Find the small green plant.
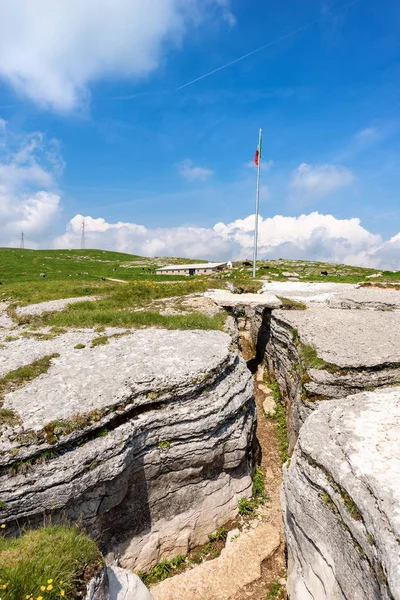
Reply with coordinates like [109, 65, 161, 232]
[208, 527, 228, 543]
[264, 376, 289, 463]
[291, 328, 299, 344]
[142, 555, 186, 585]
[252, 466, 270, 503]
[267, 581, 283, 597]
[238, 497, 255, 516]
[158, 440, 171, 449]
[74, 343, 85, 349]
[91, 335, 109, 347]
[277, 296, 307, 310]
[341, 490, 362, 520]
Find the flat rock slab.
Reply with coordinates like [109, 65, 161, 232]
[205, 290, 281, 308]
[3, 329, 232, 431]
[151, 522, 280, 600]
[0, 328, 123, 378]
[262, 281, 400, 309]
[275, 307, 400, 367]
[283, 386, 400, 599]
[15, 295, 98, 316]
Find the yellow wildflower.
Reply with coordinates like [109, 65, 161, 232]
[59, 581, 63, 585]
[60, 591, 65, 597]
[40, 586, 46, 591]
[37, 596, 43, 600]
[0, 524, 5, 529]
[47, 584, 53, 591]
[47, 579, 54, 584]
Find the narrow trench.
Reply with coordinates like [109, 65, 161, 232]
[232, 316, 287, 600]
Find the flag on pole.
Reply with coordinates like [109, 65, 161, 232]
[254, 132, 263, 166]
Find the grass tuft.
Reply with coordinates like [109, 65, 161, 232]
[0, 524, 103, 599]
[238, 497, 255, 516]
[277, 296, 307, 310]
[264, 377, 289, 463]
[91, 335, 109, 347]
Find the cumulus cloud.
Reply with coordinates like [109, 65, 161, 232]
[178, 159, 214, 182]
[0, 0, 233, 111]
[52, 210, 400, 270]
[0, 121, 62, 246]
[290, 162, 354, 199]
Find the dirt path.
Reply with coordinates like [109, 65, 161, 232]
[233, 336, 287, 600]
[151, 333, 287, 600]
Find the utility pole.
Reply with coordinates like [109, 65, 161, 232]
[20, 231, 24, 250]
[81, 220, 86, 251]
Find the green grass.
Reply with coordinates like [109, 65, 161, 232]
[267, 581, 283, 598]
[299, 343, 344, 374]
[91, 335, 109, 347]
[252, 466, 270, 503]
[140, 555, 186, 586]
[6, 274, 226, 330]
[238, 497, 255, 516]
[0, 524, 103, 600]
[0, 354, 59, 427]
[277, 296, 307, 310]
[264, 377, 289, 463]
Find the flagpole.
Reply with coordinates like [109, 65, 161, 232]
[252, 127, 262, 278]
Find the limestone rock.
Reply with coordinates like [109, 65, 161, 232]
[282, 387, 400, 600]
[85, 567, 155, 600]
[249, 306, 400, 448]
[0, 329, 255, 572]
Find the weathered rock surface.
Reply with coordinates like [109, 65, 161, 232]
[15, 295, 98, 317]
[0, 329, 255, 572]
[262, 281, 400, 310]
[282, 387, 400, 599]
[86, 566, 155, 600]
[244, 305, 400, 449]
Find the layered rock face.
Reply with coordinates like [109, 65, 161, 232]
[0, 329, 255, 572]
[247, 305, 400, 450]
[282, 387, 400, 600]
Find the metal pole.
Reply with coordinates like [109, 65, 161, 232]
[252, 127, 262, 278]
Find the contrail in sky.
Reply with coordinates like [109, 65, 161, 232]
[175, 0, 360, 92]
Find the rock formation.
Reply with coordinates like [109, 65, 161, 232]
[282, 387, 400, 600]
[0, 329, 255, 572]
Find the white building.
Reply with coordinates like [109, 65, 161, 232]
[156, 262, 227, 276]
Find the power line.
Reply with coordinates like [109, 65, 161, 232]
[20, 231, 24, 250]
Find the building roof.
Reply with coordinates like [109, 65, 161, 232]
[156, 262, 227, 271]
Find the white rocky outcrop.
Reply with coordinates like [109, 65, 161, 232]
[282, 387, 400, 599]
[242, 304, 400, 450]
[0, 329, 255, 572]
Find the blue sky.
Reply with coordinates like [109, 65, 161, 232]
[0, 0, 400, 267]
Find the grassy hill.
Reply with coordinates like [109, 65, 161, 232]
[0, 248, 398, 330]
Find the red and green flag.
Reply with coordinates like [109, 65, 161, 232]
[254, 131, 263, 166]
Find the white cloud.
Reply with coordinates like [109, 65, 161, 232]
[290, 162, 354, 199]
[178, 159, 214, 182]
[0, 121, 62, 246]
[53, 210, 400, 270]
[0, 0, 234, 111]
